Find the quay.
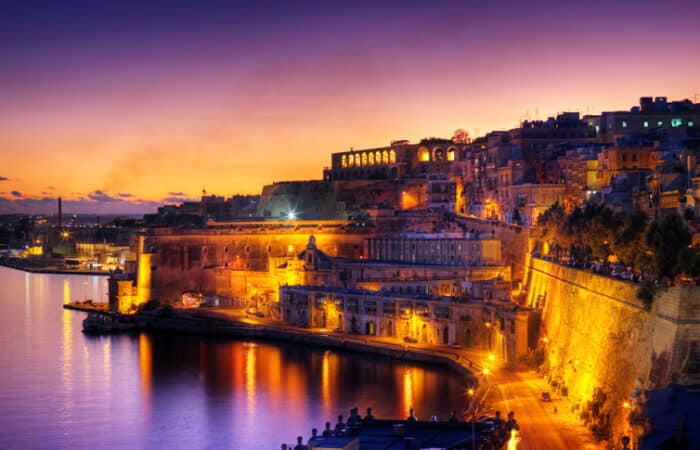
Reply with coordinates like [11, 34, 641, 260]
[0, 260, 110, 276]
[65, 305, 601, 449]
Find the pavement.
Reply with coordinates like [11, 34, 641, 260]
[197, 307, 603, 450]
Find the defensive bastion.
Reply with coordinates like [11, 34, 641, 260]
[525, 257, 699, 439]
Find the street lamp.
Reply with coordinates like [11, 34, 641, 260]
[468, 388, 475, 450]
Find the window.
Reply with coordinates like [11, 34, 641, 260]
[671, 118, 683, 127]
[643, 121, 649, 128]
[622, 120, 627, 128]
[689, 121, 695, 127]
[341, 155, 347, 168]
[657, 121, 663, 127]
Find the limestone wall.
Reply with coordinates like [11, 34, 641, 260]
[525, 258, 700, 439]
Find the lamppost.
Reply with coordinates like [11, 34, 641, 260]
[468, 388, 475, 450]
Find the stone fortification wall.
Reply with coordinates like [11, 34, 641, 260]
[525, 257, 700, 439]
[142, 225, 370, 303]
[455, 217, 528, 282]
[257, 181, 345, 220]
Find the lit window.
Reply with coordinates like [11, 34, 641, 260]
[689, 121, 695, 127]
[622, 120, 627, 128]
[341, 155, 347, 168]
[657, 121, 663, 127]
[671, 118, 682, 127]
[643, 121, 649, 128]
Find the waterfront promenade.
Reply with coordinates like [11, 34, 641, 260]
[135, 307, 601, 450]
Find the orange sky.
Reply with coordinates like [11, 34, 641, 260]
[1, 1, 699, 213]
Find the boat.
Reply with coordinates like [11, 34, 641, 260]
[82, 312, 137, 334]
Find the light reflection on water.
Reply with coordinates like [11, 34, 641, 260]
[0, 267, 467, 449]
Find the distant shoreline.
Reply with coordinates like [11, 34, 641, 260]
[0, 261, 110, 276]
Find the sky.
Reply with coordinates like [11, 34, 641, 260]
[1, 0, 699, 214]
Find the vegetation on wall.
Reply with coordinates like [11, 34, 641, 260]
[534, 202, 700, 281]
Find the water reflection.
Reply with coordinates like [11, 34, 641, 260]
[139, 333, 153, 410]
[245, 343, 257, 414]
[1, 267, 469, 449]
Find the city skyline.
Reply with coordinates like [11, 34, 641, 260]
[2, 0, 700, 214]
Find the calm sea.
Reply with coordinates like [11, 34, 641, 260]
[0, 266, 468, 449]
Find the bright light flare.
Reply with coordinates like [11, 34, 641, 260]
[507, 428, 520, 450]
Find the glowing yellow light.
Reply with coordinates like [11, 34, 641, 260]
[507, 428, 520, 450]
[482, 367, 490, 376]
[542, 337, 549, 343]
[623, 401, 631, 409]
[485, 321, 491, 328]
[61, 231, 69, 238]
[468, 388, 474, 396]
[488, 353, 495, 362]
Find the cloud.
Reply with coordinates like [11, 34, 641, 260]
[118, 192, 134, 198]
[0, 176, 9, 181]
[163, 196, 197, 203]
[168, 191, 186, 196]
[47, 186, 55, 190]
[88, 190, 119, 202]
[11, 190, 22, 197]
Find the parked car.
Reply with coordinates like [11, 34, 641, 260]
[246, 308, 264, 318]
[403, 336, 418, 343]
[541, 392, 552, 402]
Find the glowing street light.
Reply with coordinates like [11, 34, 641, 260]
[488, 353, 496, 363]
[286, 211, 297, 221]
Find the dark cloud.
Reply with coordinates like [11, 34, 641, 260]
[88, 190, 119, 202]
[168, 191, 186, 196]
[47, 186, 55, 190]
[11, 190, 22, 197]
[0, 176, 9, 181]
[163, 196, 198, 203]
[118, 192, 133, 198]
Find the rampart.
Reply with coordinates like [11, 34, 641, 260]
[525, 257, 700, 438]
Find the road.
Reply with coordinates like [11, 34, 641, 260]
[197, 307, 602, 450]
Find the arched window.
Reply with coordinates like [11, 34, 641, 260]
[368, 152, 375, 165]
[341, 155, 347, 168]
[348, 154, 354, 166]
[361, 152, 368, 166]
[354, 154, 361, 167]
[382, 150, 389, 164]
[389, 149, 396, 164]
[447, 147, 456, 161]
[375, 151, 382, 164]
[418, 147, 430, 162]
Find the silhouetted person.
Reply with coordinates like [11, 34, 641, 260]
[308, 428, 318, 444]
[334, 415, 344, 433]
[449, 410, 459, 423]
[294, 435, 307, 450]
[348, 407, 360, 426]
[322, 421, 333, 436]
[505, 411, 519, 432]
[407, 408, 417, 423]
[281, 445, 287, 450]
[363, 407, 375, 423]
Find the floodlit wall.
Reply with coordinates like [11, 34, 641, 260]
[525, 258, 699, 439]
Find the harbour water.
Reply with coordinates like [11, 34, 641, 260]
[0, 266, 468, 449]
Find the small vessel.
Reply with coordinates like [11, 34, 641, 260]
[82, 312, 137, 334]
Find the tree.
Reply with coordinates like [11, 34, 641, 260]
[645, 213, 691, 278]
[452, 128, 471, 144]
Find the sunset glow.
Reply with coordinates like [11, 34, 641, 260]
[2, 0, 700, 214]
